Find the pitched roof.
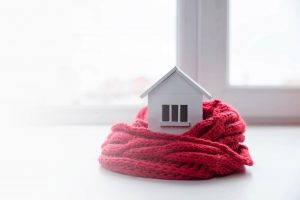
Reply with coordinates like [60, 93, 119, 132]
[140, 66, 212, 99]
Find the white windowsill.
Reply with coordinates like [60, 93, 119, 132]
[160, 121, 190, 127]
[1, 125, 300, 200]
[27, 104, 300, 126]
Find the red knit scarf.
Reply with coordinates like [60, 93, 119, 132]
[99, 100, 253, 180]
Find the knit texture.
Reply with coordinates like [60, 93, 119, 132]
[99, 100, 253, 180]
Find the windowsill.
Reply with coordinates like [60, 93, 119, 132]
[160, 121, 190, 127]
[1, 125, 300, 200]
[29, 104, 300, 126]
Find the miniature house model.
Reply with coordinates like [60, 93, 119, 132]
[140, 66, 212, 134]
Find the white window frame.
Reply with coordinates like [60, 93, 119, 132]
[161, 104, 188, 122]
[160, 104, 190, 127]
[177, 0, 300, 124]
[37, 0, 300, 125]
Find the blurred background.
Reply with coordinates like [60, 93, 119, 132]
[0, 0, 176, 125]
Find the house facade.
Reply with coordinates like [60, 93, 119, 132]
[140, 67, 212, 134]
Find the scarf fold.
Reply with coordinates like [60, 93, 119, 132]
[99, 100, 253, 180]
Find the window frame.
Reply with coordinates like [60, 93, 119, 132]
[160, 104, 190, 127]
[36, 0, 300, 125]
[177, 0, 300, 124]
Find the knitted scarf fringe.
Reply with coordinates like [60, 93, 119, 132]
[99, 100, 253, 180]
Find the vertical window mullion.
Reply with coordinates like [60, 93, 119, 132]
[169, 105, 171, 122]
[178, 104, 181, 123]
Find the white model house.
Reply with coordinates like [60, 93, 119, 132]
[140, 66, 212, 134]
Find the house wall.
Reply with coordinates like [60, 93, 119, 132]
[147, 73, 204, 134]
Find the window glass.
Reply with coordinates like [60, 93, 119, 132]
[230, 0, 300, 86]
[171, 105, 178, 122]
[162, 105, 170, 122]
[180, 105, 187, 122]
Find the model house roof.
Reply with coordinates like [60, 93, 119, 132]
[140, 66, 212, 99]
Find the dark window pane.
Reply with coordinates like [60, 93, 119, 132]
[172, 105, 178, 122]
[180, 105, 188, 122]
[162, 105, 169, 121]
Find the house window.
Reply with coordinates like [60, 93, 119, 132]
[162, 104, 188, 123]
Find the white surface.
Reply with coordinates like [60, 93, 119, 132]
[0, 125, 300, 200]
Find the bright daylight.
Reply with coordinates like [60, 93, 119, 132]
[0, 1, 299, 200]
